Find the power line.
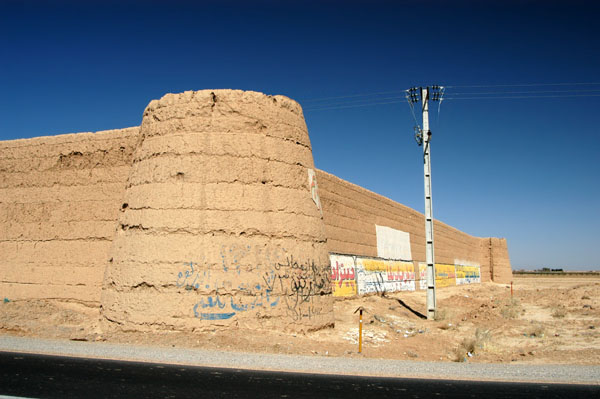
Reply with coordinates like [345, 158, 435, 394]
[303, 95, 405, 108]
[444, 94, 600, 100]
[448, 88, 600, 96]
[304, 99, 406, 111]
[445, 82, 600, 88]
[300, 90, 405, 103]
[300, 83, 600, 111]
[299, 83, 600, 104]
[303, 93, 600, 111]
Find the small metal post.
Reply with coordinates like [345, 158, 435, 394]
[354, 306, 364, 353]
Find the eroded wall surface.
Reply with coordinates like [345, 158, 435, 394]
[101, 90, 333, 333]
[316, 170, 512, 283]
[0, 128, 139, 305]
[483, 237, 512, 284]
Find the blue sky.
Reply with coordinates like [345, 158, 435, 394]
[1, 0, 598, 270]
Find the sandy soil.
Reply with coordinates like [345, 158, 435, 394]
[1, 276, 599, 365]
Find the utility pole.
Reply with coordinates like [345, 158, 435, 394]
[421, 87, 436, 320]
[406, 86, 444, 320]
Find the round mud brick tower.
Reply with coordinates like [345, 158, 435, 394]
[101, 90, 333, 332]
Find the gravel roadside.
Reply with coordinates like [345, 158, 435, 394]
[1, 335, 598, 385]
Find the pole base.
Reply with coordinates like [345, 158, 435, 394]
[427, 310, 436, 320]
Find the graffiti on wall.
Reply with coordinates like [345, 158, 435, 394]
[175, 245, 283, 321]
[330, 254, 357, 297]
[272, 254, 331, 322]
[375, 225, 412, 260]
[175, 244, 331, 322]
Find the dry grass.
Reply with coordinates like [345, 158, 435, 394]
[475, 328, 492, 343]
[450, 346, 468, 362]
[434, 309, 448, 321]
[526, 324, 545, 338]
[461, 337, 477, 353]
[449, 329, 491, 362]
[551, 307, 567, 318]
[437, 322, 457, 331]
[501, 298, 521, 319]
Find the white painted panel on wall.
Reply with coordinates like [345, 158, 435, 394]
[375, 225, 412, 260]
[307, 168, 322, 215]
[454, 259, 479, 267]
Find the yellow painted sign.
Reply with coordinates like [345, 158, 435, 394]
[435, 263, 456, 287]
[418, 263, 457, 288]
[330, 255, 357, 297]
[455, 264, 481, 284]
[332, 256, 478, 296]
[356, 258, 416, 294]
[361, 259, 414, 280]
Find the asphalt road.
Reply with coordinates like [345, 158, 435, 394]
[3, 336, 599, 385]
[1, 351, 598, 399]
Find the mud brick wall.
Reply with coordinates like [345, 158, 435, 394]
[101, 90, 333, 333]
[480, 238, 512, 284]
[0, 128, 139, 305]
[316, 170, 512, 283]
[0, 88, 512, 334]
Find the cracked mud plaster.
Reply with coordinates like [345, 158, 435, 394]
[0, 128, 139, 305]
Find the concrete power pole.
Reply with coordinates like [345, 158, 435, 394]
[421, 87, 436, 320]
[406, 86, 444, 320]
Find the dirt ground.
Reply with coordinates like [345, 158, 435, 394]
[1, 275, 599, 365]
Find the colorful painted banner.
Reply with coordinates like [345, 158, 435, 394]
[355, 258, 416, 295]
[418, 262, 480, 288]
[330, 254, 357, 297]
[333, 256, 480, 297]
[418, 263, 428, 290]
[455, 264, 481, 285]
[435, 263, 457, 287]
